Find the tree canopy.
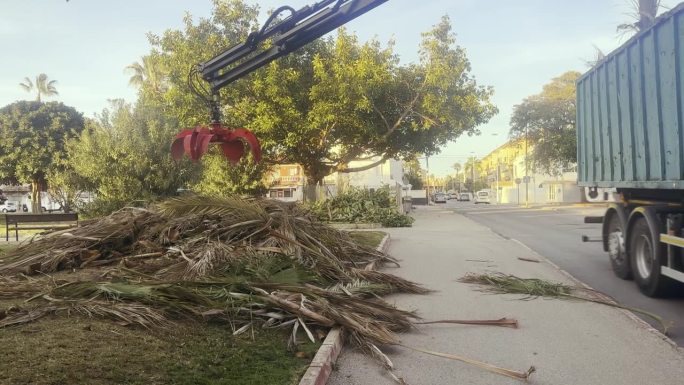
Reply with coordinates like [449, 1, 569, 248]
[403, 159, 424, 190]
[145, 0, 496, 199]
[66, 100, 196, 214]
[0, 100, 84, 211]
[509, 71, 580, 176]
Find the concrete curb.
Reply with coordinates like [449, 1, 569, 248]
[297, 328, 345, 385]
[297, 232, 390, 385]
[508, 236, 683, 353]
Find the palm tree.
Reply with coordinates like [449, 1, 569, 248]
[617, 0, 661, 34]
[125, 56, 167, 93]
[19, 73, 59, 102]
[453, 162, 462, 182]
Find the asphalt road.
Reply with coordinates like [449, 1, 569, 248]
[446, 200, 684, 346]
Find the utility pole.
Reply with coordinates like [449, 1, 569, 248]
[495, 160, 500, 204]
[524, 126, 529, 207]
[471, 157, 476, 191]
[426, 156, 430, 204]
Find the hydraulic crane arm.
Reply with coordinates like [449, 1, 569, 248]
[173, 0, 388, 163]
[199, 0, 388, 94]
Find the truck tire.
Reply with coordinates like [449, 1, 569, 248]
[628, 216, 677, 297]
[606, 212, 631, 279]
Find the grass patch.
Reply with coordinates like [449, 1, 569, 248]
[348, 231, 387, 249]
[0, 315, 319, 385]
[0, 244, 13, 256]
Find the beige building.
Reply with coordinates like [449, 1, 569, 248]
[265, 158, 407, 203]
[479, 139, 582, 204]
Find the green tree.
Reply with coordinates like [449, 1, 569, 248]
[403, 159, 424, 189]
[509, 71, 580, 176]
[0, 101, 85, 212]
[126, 55, 168, 94]
[463, 157, 480, 191]
[18, 73, 59, 102]
[66, 100, 196, 215]
[46, 167, 87, 213]
[230, 18, 496, 198]
[149, 2, 496, 201]
[452, 162, 461, 183]
[193, 151, 271, 196]
[148, 0, 260, 128]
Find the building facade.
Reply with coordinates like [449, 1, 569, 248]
[265, 158, 407, 203]
[479, 139, 582, 204]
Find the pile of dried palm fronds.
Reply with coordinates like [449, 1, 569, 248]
[0, 195, 426, 351]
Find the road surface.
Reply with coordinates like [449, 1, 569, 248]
[447, 200, 684, 346]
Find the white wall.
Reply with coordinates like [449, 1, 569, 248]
[345, 158, 405, 189]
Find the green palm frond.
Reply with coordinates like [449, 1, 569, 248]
[459, 273, 670, 333]
[156, 195, 269, 222]
[18, 77, 33, 92]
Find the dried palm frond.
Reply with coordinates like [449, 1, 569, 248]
[399, 344, 536, 381]
[0, 195, 440, 372]
[156, 195, 269, 223]
[460, 273, 670, 334]
[0, 301, 167, 329]
[415, 317, 518, 328]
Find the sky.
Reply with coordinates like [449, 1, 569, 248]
[1, 0, 680, 176]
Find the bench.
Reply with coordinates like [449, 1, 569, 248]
[4, 213, 79, 242]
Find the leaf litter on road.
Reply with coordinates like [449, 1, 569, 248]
[459, 273, 671, 334]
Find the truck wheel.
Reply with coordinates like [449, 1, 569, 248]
[607, 213, 631, 279]
[629, 217, 677, 297]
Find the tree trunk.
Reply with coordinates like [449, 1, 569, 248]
[31, 180, 41, 214]
[303, 173, 326, 202]
[303, 182, 318, 202]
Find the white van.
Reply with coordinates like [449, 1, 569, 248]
[0, 201, 17, 212]
[474, 190, 491, 204]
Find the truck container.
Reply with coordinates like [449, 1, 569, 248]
[578, 3, 684, 297]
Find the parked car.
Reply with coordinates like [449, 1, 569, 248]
[447, 192, 458, 200]
[433, 192, 447, 203]
[459, 193, 471, 201]
[474, 190, 491, 204]
[0, 201, 17, 212]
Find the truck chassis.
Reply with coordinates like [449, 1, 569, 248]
[587, 189, 684, 297]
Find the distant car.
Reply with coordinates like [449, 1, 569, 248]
[474, 190, 491, 204]
[0, 201, 17, 212]
[447, 192, 458, 200]
[459, 193, 471, 201]
[434, 193, 447, 203]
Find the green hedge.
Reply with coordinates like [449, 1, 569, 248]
[309, 187, 413, 227]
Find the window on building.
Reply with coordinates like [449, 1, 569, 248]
[284, 189, 293, 198]
[289, 168, 298, 175]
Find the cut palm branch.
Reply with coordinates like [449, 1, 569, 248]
[415, 317, 518, 328]
[400, 344, 536, 381]
[0, 195, 426, 348]
[459, 273, 670, 334]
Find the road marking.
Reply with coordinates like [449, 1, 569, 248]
[462, 209, 545, 215]
[517, 213, 590, 218]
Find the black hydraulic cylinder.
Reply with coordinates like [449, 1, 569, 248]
[199, 0, 388, 93]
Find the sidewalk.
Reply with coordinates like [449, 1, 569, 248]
[329, 208, 684, 385]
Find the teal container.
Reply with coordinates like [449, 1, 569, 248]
[577, 4, 684, 189]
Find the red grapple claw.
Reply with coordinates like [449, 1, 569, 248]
[171, 124, 261, 163]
